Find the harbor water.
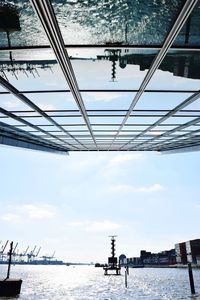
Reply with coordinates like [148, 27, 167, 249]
[0, 265, 200, 299]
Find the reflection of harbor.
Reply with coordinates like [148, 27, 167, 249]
[1, 49, 200, 82]
[97, 49, 200, 81]
[0, 59, 56, 80]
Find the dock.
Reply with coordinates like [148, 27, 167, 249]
[0, 279, 22, 296]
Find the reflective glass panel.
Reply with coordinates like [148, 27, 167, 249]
[148, 51, 200, 90]
[0, 1, 48, 48]
[82, 92, 136, 110]
[134, 92, 193, 110]
[69, 48, 158, 89]
[28, 92, 78, 110]
[52, 0, 184, 45]
[0, 93, 29, 110]
[173, 1, 200, 46]
[0, 49, 69, 91]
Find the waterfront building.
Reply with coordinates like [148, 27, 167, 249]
[186, 239, 200, 264]
[175, 242, 187, 264]
[175, 239, 200, 264]
[125, 249, 176, 267]
[119, 254, 127, 266]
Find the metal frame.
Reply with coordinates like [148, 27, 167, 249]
[0, 75, 87, 150]
[31, 0, 97, 149]
[1, 45, 200, 52]
[0, 0, 199, 153]
[0, 89, 197, 95]
[0, 121, 68, 154]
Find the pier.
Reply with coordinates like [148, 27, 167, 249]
[0, 242, 22, 297]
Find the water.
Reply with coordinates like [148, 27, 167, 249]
[0, 265, 200, 299]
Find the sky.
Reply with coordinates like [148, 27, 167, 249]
[0, 146, 200, 263]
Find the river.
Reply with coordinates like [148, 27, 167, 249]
[0, 265, 200, 299]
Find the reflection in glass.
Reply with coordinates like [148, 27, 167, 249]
[147, 51, 200, 90]
[52, 0, 184, 45]
[82, 92, 136, 110]
[174, 1, 200, 46]
[134, 93, 193, 110]
[28, 93, 77, 110]
[0, 49, 69, 90]
[69, 48, 157, 89]
[0, 0, 48, 48]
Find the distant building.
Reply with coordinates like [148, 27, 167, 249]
[175, 239, 200, 264]
[119, 254, 127, 266]
[175, 242, 187, 264]
[125, 249, 176, 266]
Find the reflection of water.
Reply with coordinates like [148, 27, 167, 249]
[0, 0, 189, 47]
[53, 0, 183, 45]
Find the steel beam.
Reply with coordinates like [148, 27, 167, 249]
[160, 144, 200, 154]
[0, 106, 76, 150]
[1, 44, 200, 52]
[0, 121, 68, 154]
[0, 89, 196, 95]
[31, 0, 97, 149]
[139, 116, 200, 151]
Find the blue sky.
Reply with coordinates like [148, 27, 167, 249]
[0, 146, 200, 263]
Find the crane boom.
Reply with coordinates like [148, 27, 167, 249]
[36, 247, 41, 257]
[31, 246, 37, 255]
[2, 240, 9, 253]
[24, 246, 29, 255]
[13, 242, 18, 253]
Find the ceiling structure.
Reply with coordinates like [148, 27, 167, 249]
[0, 0, 200, 154]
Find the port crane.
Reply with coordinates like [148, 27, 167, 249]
[0, 240, 9, 261]
[41, 251, 56, 261]
[32, 246, 41, 260]
[11, 242, 18, 261]
[27, 245, 36, 262]
[18, 246, 29, 262]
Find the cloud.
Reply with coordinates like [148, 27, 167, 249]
[85, 92, 121, 102]
[1, 213, 20, 223]
[1, 204, 56, 223]
[37, 103, 56, 110]
[3, 100, 20, 109]
[67, 220, 122, 232]
[109, 153, 144, 166]
[19, 204, 56, 219]
[110, 183, 164, 193]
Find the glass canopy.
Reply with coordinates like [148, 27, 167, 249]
[0, 0, 200, 154]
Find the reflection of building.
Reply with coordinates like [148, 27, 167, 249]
[97, 49, 200, 81]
